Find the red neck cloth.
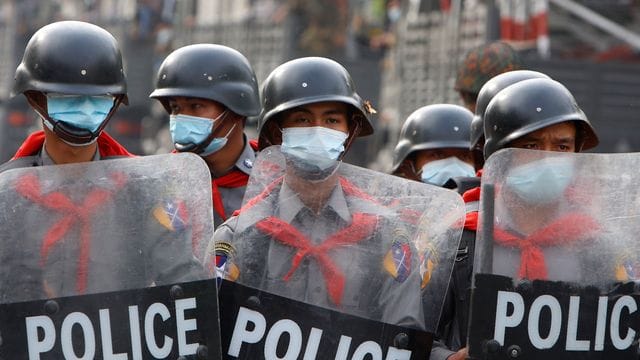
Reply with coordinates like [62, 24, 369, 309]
[13, 130, 132, 160]
[255, 213, 378, 305]
[493, 213, 599, 280]
[15, 172, 127, 294]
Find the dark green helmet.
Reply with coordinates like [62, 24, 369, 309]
[150, 44, 260, 117]
[392, 104, 473, 172]
[455, 41, 522, 96]
[483, 78, 599, 159]
[13, 21, 127, 101]
[257, 57, 374, 150]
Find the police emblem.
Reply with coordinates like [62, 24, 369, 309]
[384, 231, 412, 283]
[211, 242, 240, 285]
[614, 254, 640, 281]
[419, 245, 438, 289]
[153, 200, 188, 231]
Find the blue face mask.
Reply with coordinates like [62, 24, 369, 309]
[505, 157, 575, 205]
[281, 126, 348, 171]
[169, 112, 233, 156]
[47, 95, 114, 133]
[420, 157, 476, 187]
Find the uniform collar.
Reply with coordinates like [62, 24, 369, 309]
[233, 135, 256, 176]
[277, 179, 351, 223]
[40, 143, 100, 166]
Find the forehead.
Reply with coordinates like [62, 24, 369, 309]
[519, 121, 576, 140]
[289, 101, 349, 113]
[168, 96, 219, 105]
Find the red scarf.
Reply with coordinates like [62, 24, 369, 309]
[463, 186, 480, 231]
[12, 130, 133, 160]
[210, 139, 258, 221]
[255, 213, 378, 306]
[15, 172, 127, 294]
[233, 173, 381, 305]
[493, 213, 599, 280]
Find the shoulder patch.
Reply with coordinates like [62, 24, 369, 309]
[153, 200, 187, 232]
[384, 231, 412, 283]
[210, 242, 240, 284]
[419, 245, 438, 289]
[616, 255, 640, 281]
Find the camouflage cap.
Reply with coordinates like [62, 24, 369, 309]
[455, 41, 523, 95]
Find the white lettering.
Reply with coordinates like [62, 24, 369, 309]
[611, 296, 637, 350]
[351, 341, 383, 360]
[385, 347, 412, 360]
[144, 303, 173, 358]
[334, 335, 353, 360]
[528, 295, 561, 349]
[228, 307, 266, 357]
[302, 327, 323, 360]
[99, 309, 127, 359]
[264, 319, 302, 360]
[26, 315, 56, 360]
[129, 306, 143, 360]
[494, 291, 524, 345]
[594, 297, 608, 351]
[61, 312, 95, 360]
[175, 298, 199, 356]
[566, 296, 590, 351]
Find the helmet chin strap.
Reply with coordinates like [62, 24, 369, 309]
[337, 119, 361, 161]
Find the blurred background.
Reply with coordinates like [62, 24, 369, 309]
[1, 0, 640, 171]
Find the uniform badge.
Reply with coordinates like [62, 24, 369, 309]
[616, 257, 640, 281]
[419, 245, 437, 289]
[153, 200, 187, 232]
[384, 237, 412, 283]
[211, 242, 240, 285]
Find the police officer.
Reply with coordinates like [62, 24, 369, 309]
[434, 77, 600, 360]
[454, 41, 522, 113]
[0, 20, 132, 172]
[391, 104, 476, 190]
[150, 44, 261, 227]
[211, 57, 426, 328]
[455, 41, 523, 170]
[0, 21, 203, 303]
[470, 70, 551, 166]
[433, 70, 554, 360]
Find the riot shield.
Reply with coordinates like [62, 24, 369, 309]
[469, 148, 640, 360]
[0, 153, 221, 359]
[214, 146, 465, 359]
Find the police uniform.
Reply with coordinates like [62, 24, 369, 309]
[213, 176, 426, 329]
[149, 44, 262, 230]
[0, 137, 204, 303]
[0, 131, 131, 173]
[211, 137, 257, 228]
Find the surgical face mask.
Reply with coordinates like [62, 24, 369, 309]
[47, 95, 114, 133]
[281, 126, 348, 173]
[505, 157, 575, 205]
[169, 112, 233, 156]
[420, 157, 476, 187]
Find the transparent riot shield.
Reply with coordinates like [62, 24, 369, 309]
[214, 146, 465, 359]
[469, 148, 640, 360]
[0, 153, 221, 359]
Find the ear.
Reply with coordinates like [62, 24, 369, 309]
[266, 121, 283, 145]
